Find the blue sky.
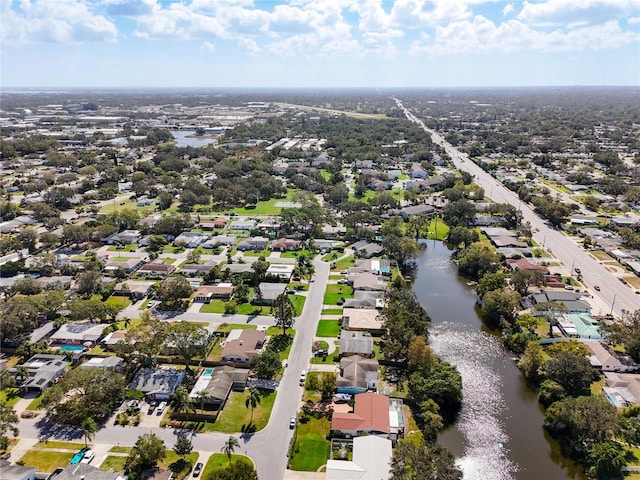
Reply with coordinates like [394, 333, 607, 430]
[1, 0, 639, 88]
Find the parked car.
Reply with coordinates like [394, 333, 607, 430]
[299, 370, 306, 386]
[289, 416, 296, 429]
[156, 401, 167, 415]
[594, 285, 601, 291]
[193, 462, 203, 477]
[80, 450, 95, 464]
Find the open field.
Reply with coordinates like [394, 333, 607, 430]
[273, 102, 387, 120]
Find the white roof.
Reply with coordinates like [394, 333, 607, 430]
[325, 436, 392, 480]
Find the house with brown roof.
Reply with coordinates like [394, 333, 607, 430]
[343, 308, 384, 335]
[188, 366, 248, 409]
[269, 238, 302, 252]
[505, 258, 549, 274]
[221, 329, 266, 364]
[194, 284, 234, 302]
[331, 392, 390, 437]
[137, 259, 176, 278]
[114, 280, 154, 300]
[104, 257, 144, 274]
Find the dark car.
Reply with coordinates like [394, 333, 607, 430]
[193, 463, 203, 477]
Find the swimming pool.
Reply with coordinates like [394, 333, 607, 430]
[59, 345, 85, 352]
[203, 368, 213, 377]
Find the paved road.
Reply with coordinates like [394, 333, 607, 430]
[395, 98, 638, 318]
[14, 256, 329, 479]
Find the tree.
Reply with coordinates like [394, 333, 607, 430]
[446, 226, 479, 249]
[534, 301, 568, 338]
[76, 270, 102, 296]
[603, 309, 640, 363]
[271, 293, 295, 335]
[510, 269, 544, 295]
[249, 350, 281, 380]
[543, 351, 599, 398]
[481, 288, 521, 328]
[544, 396, 620, 459]
[126, 433, 166, 473]
[166, 322, 209, 369]
[173, 435, 193, 459]
[385, 234, 420, 273]
[195, 390, 210, 413]
[171, 386, 194, 415]
[390, 439, 462, 480]
[245, 387, 262, 424]
[517, 341, 547, 385]
[206, 460, 258, 480]
[456, 242, 500, 281]
[0, 401, 19, 450]
[41, 368, 126, 424]
[320, 372, 337, 400]
[156, 275, 193, 307]
[186, 249, 201, 264]
[587, 441, 626, 479]
[408, 361, 463, 414]
[222, 435, 240, 462]
[233, 283, 250, 304]
[114, 310, 167, 370]
[81, 417, 97, 448]
[407, 336, 437, 372]
[475, 271, 507, 297]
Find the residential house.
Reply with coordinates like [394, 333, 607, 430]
[409, 163, 427, 179]
[602, 372, 640, 408]
[269, 238, 302, 252]
[325, 436, 392, 480]
[101, 330, 130, 350]
[179, 260, 218, 277]
[398, 204, 435, 220]
[50, 322, 108, 346]
[343, 308, 384, 335]
[173, 232, 209, 248]
[221, 329, 266, 363]
[351, 242, 384, 259]
[188, 366, 249, 409]
[79, 356, 123, 371]
[10, 354, 69, 393]
[230, 220, 257, 231]
[129, 368, 186, 401]
[531, 290, 591, 313]
[222, 263, 254, 275]
[352, 259, 391, 277]
[0, 463, 37, 480]
[343, 291, 385, 310]
[331, 392, 390, 437]
[337, 355, 379, 395]
[114, 280, 154, 300]
[556, 313, 602, 339]
[505, 258, 549, 274]
[584, 340, 637, 373]
[34, 275, 73, 290]
[339, 330, 374, 358]
[103, 230, 142, 245]
[205, 234, 236, 247]
[237, 236, 269, 251]
[350, 272, 387, 292]
[137, 259, 175, 278]
[104, 257, 143, 274]
[490, 236, 528, 249]
[266, 264, 295, 281]
[42, 464, 124, 480]
[199, 218, 227, 230]
[254, 282, 287, 305]
[193, 284, 234, 302]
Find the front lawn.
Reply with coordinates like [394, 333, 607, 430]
[243, 249, 270, 257]
[289, 415, 331, 471]
[18, 450, 74, 472]
[281, 249, 311, 259]
[321, 308, 343, 315]
[426, 218, 449, 240]
[323, 284, 354, 305]
[199, 301, 269, 315]
[203, 454, 254, 479]
[290, 294, 306, 316]
[107, 244, 138, 252]
[34, 441, 85, 450]
[99, 456, 127, 473]
[161, 451, 199, 479]
[0, 388, 20, 407]
[316, 320, 341, 337]
[332, 255, 354, 271]
[210, 388, 276, 433]
[105, 295, 132, 309]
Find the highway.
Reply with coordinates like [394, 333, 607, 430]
[394, 98, 638, 318]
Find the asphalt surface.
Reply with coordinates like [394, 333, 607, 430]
[15, 256, 329, 480]
[395, 98, 638, 318]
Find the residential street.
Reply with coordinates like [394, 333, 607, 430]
[12, 256, 330, 480]
[395, 98, 638, 318]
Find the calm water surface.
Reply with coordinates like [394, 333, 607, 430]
[170, 130, 218, 148]
[413, 240, 583, 480]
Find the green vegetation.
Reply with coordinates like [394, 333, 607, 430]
[105, 295, 132, 309]
[316, 320, 341, 337]
[18, 450, 74, 472]
[289, 416, 331, 471]
[34, 440, 85, 449]
[100, 456, 128, 472]
[202, 453, 254, 478]
[321, 308, 343, 315]
[323, 284, 354, 305]
[210, 388, 276, 433]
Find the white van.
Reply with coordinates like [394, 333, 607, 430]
[156, 401, 167, 415]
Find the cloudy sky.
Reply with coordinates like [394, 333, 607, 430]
[1, 0, 639, 88]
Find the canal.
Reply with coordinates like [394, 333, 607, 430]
[412, 240, 583, 480]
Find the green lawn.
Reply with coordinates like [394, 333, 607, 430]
[99, 456, 127, 473]
[316, 320, 341, 337]
[332, 255, 354, 271]
[107, 244, 138, 252]
[161, 451, 199, 479]
[109, 446, 132, 453]
[426, 218, 449, 240]
[199, 301, 269, 315]
[19, 450, 75, 472]
[243, 249, 270, 257]
[26, 394, 45, 410]
[210, 388, 276, 433]
[227, 189, 297, 216]
[202, 454, 254, 479]
[289, 416, 331, 471]
[281, 249, 311, 259]
[105, 295, 132, 309]
[216, 323, 258, 333]
[323, 284, 354, 305]
[34, 440, 85, 450]
[291, 294, 306, 316]
[322, 308, 343, 315]
[0, 388, 20, 407]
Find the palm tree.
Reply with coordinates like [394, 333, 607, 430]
[221, 435, 239, 462]
[81, 417, 97, 448]
[244, 387, 261, 424]
[171, 386, 194, 415]
[15, 366, 29, 385]
[194, 390, 210, 413]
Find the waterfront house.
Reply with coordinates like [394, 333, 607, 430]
[339, 330, 374, 358]
[331, 392, 390, 437]
[337, 355, 379, 395]
[325, 436, 392, 480]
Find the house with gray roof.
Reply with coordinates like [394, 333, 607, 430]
[10, 354, 69, 393]
[337, 355, 379, 395]
[188, 366, 248, 408]
[254, 282, 287, 305]
[129, 368, 186, 401]
[339, 330, 374, 358]
[50, 322, 108, 346]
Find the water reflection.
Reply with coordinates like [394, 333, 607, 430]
[413, 240, 577, 480]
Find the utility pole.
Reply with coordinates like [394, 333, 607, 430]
[610, 295, 616, 317]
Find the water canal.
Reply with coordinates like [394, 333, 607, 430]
[412, 240, 583, 480]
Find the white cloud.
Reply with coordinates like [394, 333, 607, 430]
[200, 40, 215, 53]
[0, 0, 117, 43]
[517, 0, 640, 27]
[502, 3, 514, 16]
[102, 0, 156, 17]
[410, 15, 639, 54]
